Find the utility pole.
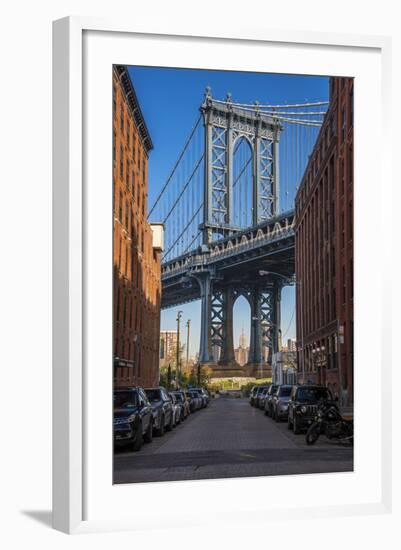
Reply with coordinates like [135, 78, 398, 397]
[186, 319, 191, 369]
[176, 310, 183, 388]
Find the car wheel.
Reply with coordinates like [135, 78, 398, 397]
[166, 412, 173, 432]
[287, 414, 293, 430]
[144, 419, 153, 443]
[275, 410, 280, 422]
[264, 407, 268, 416]
[293, 416, 301, 434]
[132, 422, 143, 452]
[157, 414, 165, 437]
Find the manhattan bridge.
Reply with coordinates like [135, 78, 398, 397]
[149, 89, 327, 377]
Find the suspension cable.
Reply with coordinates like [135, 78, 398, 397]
[163, 204, 203, 259]
[162, 154, 204, 225]
[148, 114, 202, 217]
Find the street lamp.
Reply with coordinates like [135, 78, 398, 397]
[186, 319, 191, 370]
[176, 310, 183, 389]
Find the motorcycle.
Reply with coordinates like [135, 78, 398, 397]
[305, 400, 353, 446]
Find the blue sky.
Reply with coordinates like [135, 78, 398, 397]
[128, 66, 328, 357]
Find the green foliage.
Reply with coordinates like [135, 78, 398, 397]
[159, 364, 211, 390]
[240, 378, 272, 396]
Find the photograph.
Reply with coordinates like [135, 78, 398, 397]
[112, 64, 354, 484]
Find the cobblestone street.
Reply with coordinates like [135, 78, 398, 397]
[113, 397, 353, 483]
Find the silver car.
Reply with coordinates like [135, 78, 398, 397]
[169, 392, 182, 426]
[258, 386, 271, 409]
[271, 385, 292, 421]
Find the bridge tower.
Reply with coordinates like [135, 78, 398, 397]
[200, 88, 282, 242]
[194, 90, 284, 378]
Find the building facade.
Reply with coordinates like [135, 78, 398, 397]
[113, 65, 163, 389]
[159, 330, 178, 366]
[234, 329, 249, 366]
[295, 77, 353, 409]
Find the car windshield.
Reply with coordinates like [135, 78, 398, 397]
[269, 386, 278, 395]
[297, 387, 331, 401]
[279, 387, 292, 397]
[174, 393, 183, 402]
[114, 390, 138, 408]
[145, 389, 162, 402]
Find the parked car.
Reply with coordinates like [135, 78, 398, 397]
[172, 390, 190, 420]
[264, 384, 279, 416]
[254, 386, 270, 408]
[249, 386, 259, 406]
[271, 385, 292, 421]
[191, 388, 208, 408]
[169, 392, 182, 426]
[113, 387, 153, 451]
[287, 385, 333, 434]
[192, 387, 210, 407]
[144, 386, 174, 436]
[258, 386, 271, 409]
[186, 390, 202, 411]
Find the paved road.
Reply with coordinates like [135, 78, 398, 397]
[113, 397, 353, 484]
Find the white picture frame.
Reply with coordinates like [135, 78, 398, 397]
[52, 16, 392, 534]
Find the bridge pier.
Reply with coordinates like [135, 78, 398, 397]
[245, 283, 282, 378]
[193, 270, 216, 367]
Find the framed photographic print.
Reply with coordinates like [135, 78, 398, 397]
[53, 17, 392, 534]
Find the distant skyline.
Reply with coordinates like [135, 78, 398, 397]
[128, 65, 329, 358]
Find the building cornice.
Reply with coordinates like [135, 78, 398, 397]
[114, 65, 154, 153]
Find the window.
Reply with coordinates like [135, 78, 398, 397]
[119, 145, 123, 180]
[342, 106, 346, 142]
[132, 171, 135, 198]
[349, 145, 353, 185]
[113, 83, 117, 114]
[120, 105, 124, 131]
[118, 192, 123, 223]
[125, 201, 129, 229]
[341, 157, 345, 196]
[331, 246, 336, 277]
[342, 266, 346, 304]
[341, 212, 345, 249]
[127, 121, 130, 146]
[349, 202, 353, 240]
[116, 289, 120, 323]
[349, 88, 354, 127]
[350, 259, 353, 301]
[126, 159, 129, 187]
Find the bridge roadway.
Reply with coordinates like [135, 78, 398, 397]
[161, 210, 295, 309]
[114, 396, 353, 483]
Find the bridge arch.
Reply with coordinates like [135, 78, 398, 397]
[232, 293, 251, 367]
[232, 136, 254, 229]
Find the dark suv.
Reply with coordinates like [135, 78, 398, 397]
[287, 385, 333, 434]
[113, 387, 153, 451]
[144, 387, 174, 436]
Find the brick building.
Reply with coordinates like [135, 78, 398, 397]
[295, 77, 353, 409]
[113, 65, 163, 388]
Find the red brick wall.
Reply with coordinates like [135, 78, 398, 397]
[295, 77, 353, 407]
[113, 67, 161, 389]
